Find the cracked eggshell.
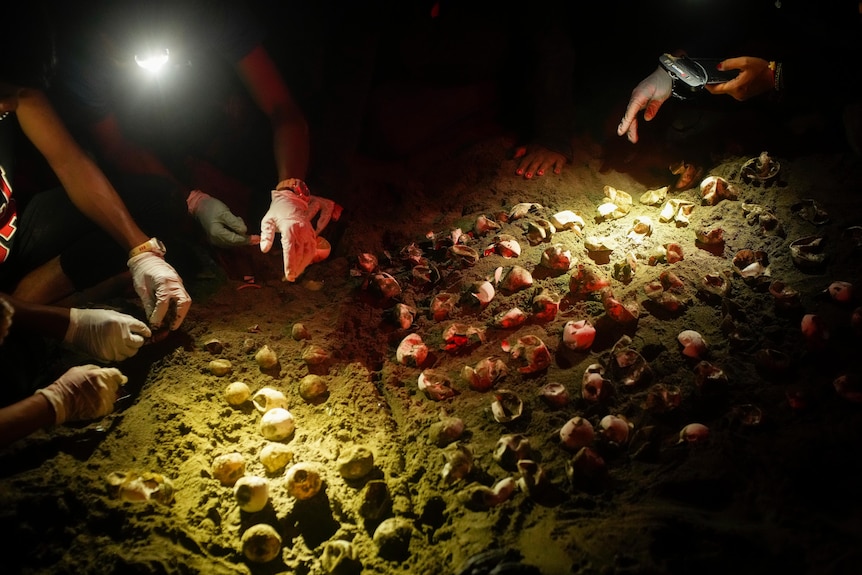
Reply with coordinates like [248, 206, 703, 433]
[285, 462, 324, 500]
[212, 452, 246, 486]
[560, 416, 595, 451]
[234, 475, 269, 513]
[562, 319, 595, 351]
[252, 387, 289, 413]
[259, 407, 295, 441]
[678, 330, 707, 359]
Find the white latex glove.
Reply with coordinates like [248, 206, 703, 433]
[617, 66, 673, 144]
[36, 365, 127, 425]
[186, 189, 250, 248]
[306, 195, 343, 236]
[259, 189, 316, 282]
[127, 252, 192, 330]
[63, 308, 152, 362]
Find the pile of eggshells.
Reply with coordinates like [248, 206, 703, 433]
[369, 157, 860, 510]
[351, 198, 735, 508]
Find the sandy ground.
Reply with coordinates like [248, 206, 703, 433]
[2, 121, 862, 575]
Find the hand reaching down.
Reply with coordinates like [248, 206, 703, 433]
[514, 145, 568, 179]
[259, 184, 342, 282]
[617, 67, 673, 144]
[127, 252, 192, 330]
[186, 189, 250, 248]
[63, 308, 152, 362]
[36, 365, 127, 424]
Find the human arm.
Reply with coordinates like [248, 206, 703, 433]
[0, 393, 56, 448]
[235, 44, 310, 183]
[14, 89, 190, 330]
[1, 293, 151, 362]
[16, 89, 151, 252]
[616, 67, 673, 144]
[90, 116, 250, 248]
[704, 57, 776, 101]
[0, 365, 126, 447]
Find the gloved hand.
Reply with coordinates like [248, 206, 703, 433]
[306, 194, 343, 236]
[617, 66, 673, 144]
[63, 308, 152, 362]
[36, 364, 127, 425]
[260, 189, 316, 282]
[186, 189, 250, 248]
[127, 252, 192, 330]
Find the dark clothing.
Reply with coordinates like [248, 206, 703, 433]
[599, 0, 862, 157]
[52, 0, 278, 222]
[0, 115, 191, 294]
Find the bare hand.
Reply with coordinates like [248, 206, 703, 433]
[513, 145, 567, 178]
[704, 57, 774, 101]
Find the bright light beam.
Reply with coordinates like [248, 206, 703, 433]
[134, 48, 170, 73]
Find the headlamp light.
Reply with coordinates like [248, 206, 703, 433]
[134, 48, 170, 73]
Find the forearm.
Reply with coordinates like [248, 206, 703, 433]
[0, 393, 56, 447]
[273, 114, 310, 182]
[53, 157, 149, 250]
[1, 293, 70, 341]
[16, 90, 149, 251]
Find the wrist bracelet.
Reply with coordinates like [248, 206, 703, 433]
[773, 62, 782, 92]
[128, 237, 166, 259]
[275, 178, 310, 199]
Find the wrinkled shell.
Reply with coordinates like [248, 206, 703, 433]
[441, 443, 473, 485]
[539, 244, 574, 271]
[396, 333, 429, 367]
[493, 433, 532, 470]
[259, 408, 295, 441]
[539, 382, 569, 408]
[491, 389, 523, 423]
[337, 445, 375, 480]
[461, 356, 508, 391]
[502, 334, 551, 374]
[224, 381, 251, 406]
[259, 443, 293, 474]
[208, 359, 232, 376]
[298, 374, 329, 402]
[254, 345, 279, 369]
[599, 414, 632, 445]
[106, 471, 174, 505]
[500, 265, 534, 293]
[321, 540, 360, 574]
[562, 319, 595, 351]
[212, 452, 246, 486]
[678, 330, 708, 359]
[429, 414, 466, 447]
